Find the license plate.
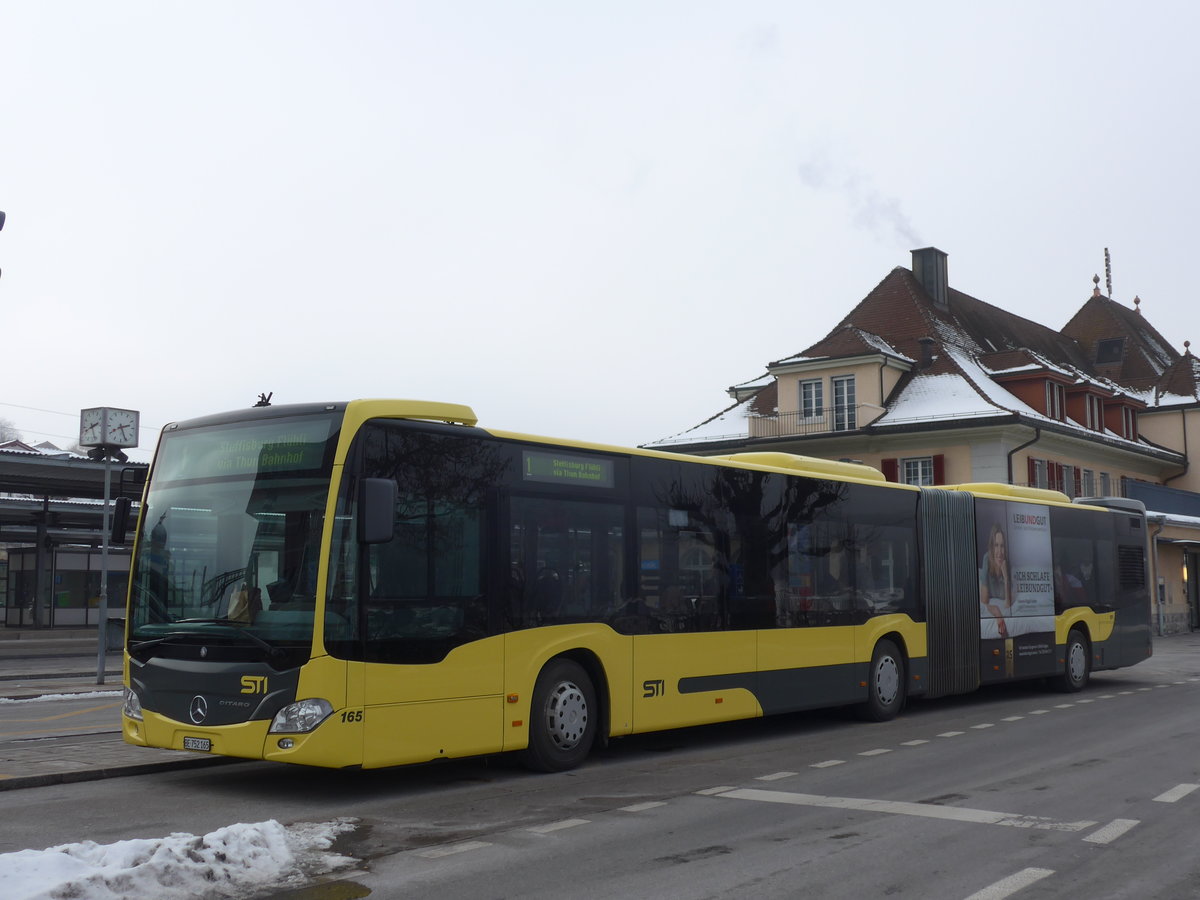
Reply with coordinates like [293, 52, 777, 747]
[183, 737, 212, 752]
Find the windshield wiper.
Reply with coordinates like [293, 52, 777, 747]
[132, 621, 286, 659]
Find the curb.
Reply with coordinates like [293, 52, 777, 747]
[0, 754, 237, 792]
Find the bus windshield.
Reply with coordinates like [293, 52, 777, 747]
[126, 412, 341, 664]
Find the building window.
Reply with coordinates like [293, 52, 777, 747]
[1029, 458, 1048, 489]
[1085, 395, 1104, 431]
[1121, 407, 1138, 439]
[1096, 338, 1125, 364]
[1061, 464, 1077, 498]
[800, 379, 824, 418]
[1046, 382, 1066, 420]
[902, 458, 934, 486]
[1083, 469, 1096, 497]
[833, 375, 856, 431]
[1101, 472, 1112, 495]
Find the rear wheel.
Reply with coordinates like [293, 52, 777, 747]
[1057, 629, 1090, 692]
[521, 658, 596, 772]
[857, 639, 905, 721]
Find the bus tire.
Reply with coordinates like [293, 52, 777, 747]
[521, 658, 596, 772]
[1057, 629, 1090, 693]
[857, 639, 905, 722]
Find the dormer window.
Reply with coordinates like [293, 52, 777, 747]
[1122, 406, 1138, 440]
[1085, 394, 1104, 431]
[1046, 382, 1066, 420]
[1095, 338, 1125, 364]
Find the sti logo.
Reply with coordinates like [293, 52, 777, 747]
[240, 675, 269, 695]
[642, 679, 665, 698]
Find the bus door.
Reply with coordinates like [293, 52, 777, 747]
[630, 507, 757, 733]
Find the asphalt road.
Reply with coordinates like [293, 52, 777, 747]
[7, 637, 1200, 900]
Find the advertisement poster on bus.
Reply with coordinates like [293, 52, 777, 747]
[976, 499, 1056, 677]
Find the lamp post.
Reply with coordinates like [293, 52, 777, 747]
[79, 407, 139, 684]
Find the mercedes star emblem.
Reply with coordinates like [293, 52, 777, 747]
[189, 695, 209, 724]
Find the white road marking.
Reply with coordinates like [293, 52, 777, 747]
[1076, 699, 1094, 704]
[756, 771, 797, 781]
[1001, 716, 1024, 722]
[620, 801, 666, 812]
[859, 749, 892, 756]
[1082, 819, 1139, 844]
[971, 723, 995, 729]
[811, 760, 845, 768]
[1030, 709, 1050, 714]
[901, 739, 929, 746]
[418, 841, 493, 858]
[1098, 694, 1116, 699]
[1054, 704, 1074, 709]
[528, 818, 590, 834]
[696, 786, 737, 795]
[1153, 784, 1200, 803]
[713, 788, 1096, 832]
[939, 731, 965, 737]
[963, 867, 1055, 900]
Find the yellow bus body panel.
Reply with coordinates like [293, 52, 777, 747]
[359, 635, 505, 768]
[630, 631, 759, 733]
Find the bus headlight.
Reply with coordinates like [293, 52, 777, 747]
[122, 687, 144, 721]
[269, 698, 334, 734]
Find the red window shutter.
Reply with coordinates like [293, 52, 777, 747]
[1052, 463, 1064, 492]
[1027, 457, 1038, 487]
[881, 458, 898, 482]
[932, 454, 945, 484]
[1074, 468, 1082, 496]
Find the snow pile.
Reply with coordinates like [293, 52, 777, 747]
[0, 691, 121, 705]
[1, 818, 358, 900]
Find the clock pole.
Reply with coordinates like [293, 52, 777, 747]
[96, 455, 113, 685]
[80, 407, 139, 684]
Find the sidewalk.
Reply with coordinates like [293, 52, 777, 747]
[0, 629, 232, 791]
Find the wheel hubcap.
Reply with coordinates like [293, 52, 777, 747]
[1068, 643, 1086, 683]
[875, 656, 899, 705]
[546, 680, 588, 750]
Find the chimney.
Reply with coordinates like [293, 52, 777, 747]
[918, 336, 936, 368]
[911, 247, 949, 309]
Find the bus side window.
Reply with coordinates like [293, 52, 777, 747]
[509, 497, 624, 629]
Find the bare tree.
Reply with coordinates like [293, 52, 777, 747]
[0, 417, 22, 442]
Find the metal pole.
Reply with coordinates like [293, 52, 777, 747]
[96, 455, 112, 684]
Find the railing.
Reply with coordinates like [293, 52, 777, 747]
[748, 407, 872, 438]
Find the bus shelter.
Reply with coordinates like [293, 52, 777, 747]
[0, 444, 146, 628]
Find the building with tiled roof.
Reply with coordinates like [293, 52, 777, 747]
[648, 247, 1200, 634]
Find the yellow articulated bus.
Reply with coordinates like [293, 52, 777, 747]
[121, 400, 1152, 772]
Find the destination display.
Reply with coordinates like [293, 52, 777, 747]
[155, 416, 337, 482]
[522, 449, 615, 489]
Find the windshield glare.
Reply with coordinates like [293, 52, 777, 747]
[128, 415, 340, 653]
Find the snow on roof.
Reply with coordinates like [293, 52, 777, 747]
[644, 396, 755, 447]
[853, 328, 913, 361]
[943, 347, 1043, 416]
[872, 372, 1010, 426]
[1, 818, 358, 900]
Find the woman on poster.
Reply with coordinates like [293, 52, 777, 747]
[979, 523, 1012, 639]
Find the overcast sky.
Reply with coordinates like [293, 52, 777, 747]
[1, 2, 1196, 461]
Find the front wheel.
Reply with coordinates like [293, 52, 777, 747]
[1057, 629, 1090, 693]
[857, 639, 905, 722]
[521, 658, 597, 772]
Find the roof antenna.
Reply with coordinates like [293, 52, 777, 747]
[1104, 247, 1112, 298]
[253, 392, 273, 408]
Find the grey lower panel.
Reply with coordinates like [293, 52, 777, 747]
[679, 664, 865, 716]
